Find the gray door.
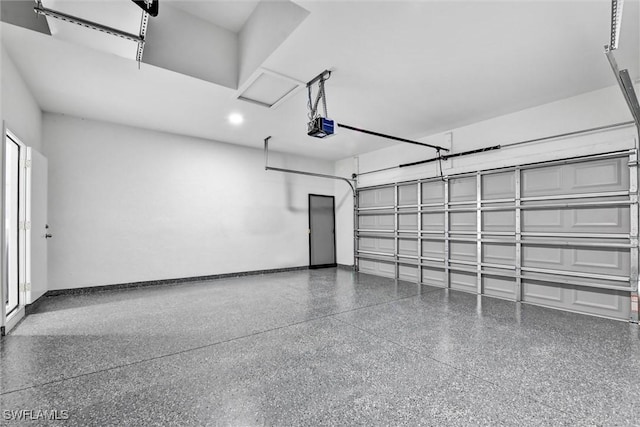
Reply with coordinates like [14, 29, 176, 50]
[309, 194, 336, 268]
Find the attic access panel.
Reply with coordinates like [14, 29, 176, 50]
[237, 69, 304, 109]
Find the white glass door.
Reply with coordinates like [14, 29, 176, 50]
[4, 130, 26, 330]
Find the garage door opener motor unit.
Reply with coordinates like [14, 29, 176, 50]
[307, 70, 334, 138]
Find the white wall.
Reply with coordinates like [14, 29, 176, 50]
[1, 46, 42, 152]
[43, 114, 336, 290]
[335, 83, 639, 265]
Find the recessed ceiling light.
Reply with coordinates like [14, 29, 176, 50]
[228, 113, 244, 125]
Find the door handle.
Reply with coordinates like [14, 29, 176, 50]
[45, 234, 52, 239]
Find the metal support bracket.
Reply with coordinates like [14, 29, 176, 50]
[34, 2, 149, 64]
[307, 70, 331, 120]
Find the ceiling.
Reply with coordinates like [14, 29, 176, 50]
[1, 0, 639, 161]
[169, 1, 259, 33]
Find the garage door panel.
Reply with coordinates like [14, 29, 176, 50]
[571, 247, 629, 275]
[572, 206, 629, 230]
[482, 172, 515, 200]
[522, 166, 562, 197]
[522, 246, 564, 267]
[359, 215, 376, 229]
[363, 187, 395, 207]
[523, 279, 629, 320]
[422, 264, 445, 287]
[450, 271, 476, 292]
[569, 287, 629, 319]
[358, 259, 378, 275]
[522, 157, 627, 197]
[521, 210, 563, 230]
[483, 210, 515, 232]
[422, 212, 445, 231]
[399, 184, 418, 205]
[523, 245, 629, 276]
[359, 237, 395, 254]
[359, 259, 395, 278]
[422, 181, 444, 204]
[571, 158, 627, 192]
[399, 238, 418, 256]
[522, 280, 563, 303]
[450, 241, 476, 262]
[399, 264, 419, 281]
[522, 206, 629, 233]
[422, 239, 444, 259]
[483, 275, 516, 299]
[450, 177, 476, 202]
[483, 243, 515, 265]
[450, 211, 476, 231]
[358, 237, 377, 252]
[399, 213, 418, 230]
[359, 214, 395, 230]
[358, 190, 376, 208]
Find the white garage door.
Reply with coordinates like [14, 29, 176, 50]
[356, 151, 638, 321]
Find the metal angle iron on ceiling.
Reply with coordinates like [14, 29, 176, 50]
[32, 0, 158, 65]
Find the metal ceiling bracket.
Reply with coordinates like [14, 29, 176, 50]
[307, 70, 331, 120]
[610, 0, 624, 50]
[34, 3, 143, 43]
[136, 11, 149, 64]
[34, 2, 150, 65]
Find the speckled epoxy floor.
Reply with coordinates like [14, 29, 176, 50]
[1, 268, 640, 426]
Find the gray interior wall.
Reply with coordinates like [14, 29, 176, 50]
[42, 113, 336, 290]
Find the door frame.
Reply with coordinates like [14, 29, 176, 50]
[2, 127, 27, 335]
[308, 194, 337, 269]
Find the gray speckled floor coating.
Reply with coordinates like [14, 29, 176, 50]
[1, 268, 639, 426]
